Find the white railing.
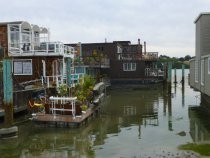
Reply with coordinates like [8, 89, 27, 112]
[145, 68, 164, 77]
[142, 52, 158, 60]
[42, 75, 64, 88]
[49, 96, 77, 119]
[9, 42, 74, 57]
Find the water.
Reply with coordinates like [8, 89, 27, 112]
[0, 69, 208, 158]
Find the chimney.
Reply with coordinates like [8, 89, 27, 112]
[144, 41, 146, 54]
[138, 38, 140, 45]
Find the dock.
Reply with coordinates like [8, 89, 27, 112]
[31, 105, 101, 127]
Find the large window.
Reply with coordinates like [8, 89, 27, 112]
[13, 59, 32, 75]
[201, 59, 204, 85]
[123, 63, 136, 71]
[195, 60, 198, 83]
[9, 25, 20, 48]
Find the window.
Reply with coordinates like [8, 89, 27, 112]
[13, 59, 32, 75]
[195, 60, 198, 83]
[9, 25, 20, 48]
[208, 57, 210, 74]
[123, 63, 136, 71]
[201, 59, 204, 85]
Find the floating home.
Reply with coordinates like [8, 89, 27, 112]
[67, 39, 164, 86]
[0, 21, 164, 127]
[189, 13, 210, 106]
[0, 21, 75, 116]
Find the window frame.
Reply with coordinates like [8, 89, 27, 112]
[123, 62, 136, 71]
[13, 59, 33, 75]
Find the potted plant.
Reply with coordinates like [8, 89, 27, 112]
[58, 84, 68, 96]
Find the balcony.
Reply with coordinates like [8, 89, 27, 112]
[142, 52, 158, 61]
[7, 21, 74, 58]
[9, 42, 74, 58]
[81, 57, 110, 68]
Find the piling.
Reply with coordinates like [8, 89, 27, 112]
[3, 59, 14, 126]
[174, 68, 177, 83]
[167, 62, 172, 96]
[181, 64, 185, 107]
[181, 64, 185, 85]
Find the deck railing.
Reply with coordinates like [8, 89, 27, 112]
[9, 42, 74, 58]
[42, 75, 64, 88]
[142, 52, 158, 60]
[49, 96, 77, 119]
[145, 68, 164, 77]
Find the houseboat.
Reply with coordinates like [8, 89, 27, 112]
[0, 21, 75, 116]
[189, 13, 210, 106]
[67, 39, 164, 86]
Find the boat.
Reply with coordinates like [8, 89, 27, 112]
[93, 82, 106, 105]
[0, 126, 18, 139]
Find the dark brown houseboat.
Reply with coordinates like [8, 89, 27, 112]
[67, 39, 164, 85]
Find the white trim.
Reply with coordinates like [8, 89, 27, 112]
[123, 62, 136, 71]
[201, 59, 204, 86]
[195, 60, 198, 83]
[42, 60, 46, 77]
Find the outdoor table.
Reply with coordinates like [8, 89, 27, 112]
[49, 96, 77, 119]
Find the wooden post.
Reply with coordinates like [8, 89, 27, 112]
[167, 62, 172, 97]
[66, 58, 71, 87]
[181, 64, 185, 84]
[174, 68, 177, 83]
[167, 62, 172, 83]
[182, 64, 185, 107]
[3, 59, 13, 126]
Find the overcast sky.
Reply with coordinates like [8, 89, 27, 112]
[1, 0, 210, 57]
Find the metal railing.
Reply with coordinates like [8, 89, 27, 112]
[42, 75, 64, 88]
[145, 68, 164, 77]
[9, 42, 74, 57]
[142, 52, 158, 60]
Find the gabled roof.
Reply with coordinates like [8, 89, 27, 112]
[194, 12, 210, 23]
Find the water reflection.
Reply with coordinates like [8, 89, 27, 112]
[189, 105, 210, 143]
[0, 70, 207, 158]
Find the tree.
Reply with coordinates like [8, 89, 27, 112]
[184, 55, 192, 61]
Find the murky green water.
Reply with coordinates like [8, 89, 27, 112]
[1, 69, 209, 158]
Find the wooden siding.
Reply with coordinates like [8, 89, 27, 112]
[81, 43, 118, 59]
[0, 25, 8, 57]
[204, 57, 210, 96]
[196, 15, 210, 57]
[110, 60, 145, 79]
[189, 60, 195, 88]
[13, 56, 62, 83]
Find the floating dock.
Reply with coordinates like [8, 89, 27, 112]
[31, 105, 101, 128]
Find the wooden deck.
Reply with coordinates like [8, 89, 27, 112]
[31, 105, 100, 127]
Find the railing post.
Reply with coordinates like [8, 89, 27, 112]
[47, 77, 50, 88]
[174, 68, 177, 83]
[56, 76, 59, 89]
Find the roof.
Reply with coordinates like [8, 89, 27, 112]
[0, 21, 48, 33]
[0, 21, 25, 26]
[194, 12, 210, 23]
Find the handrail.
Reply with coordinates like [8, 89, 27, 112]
[9, 42, 75, 57]
[49, 96, 77, 119]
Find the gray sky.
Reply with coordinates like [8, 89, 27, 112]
[1, 0, 210, 57]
